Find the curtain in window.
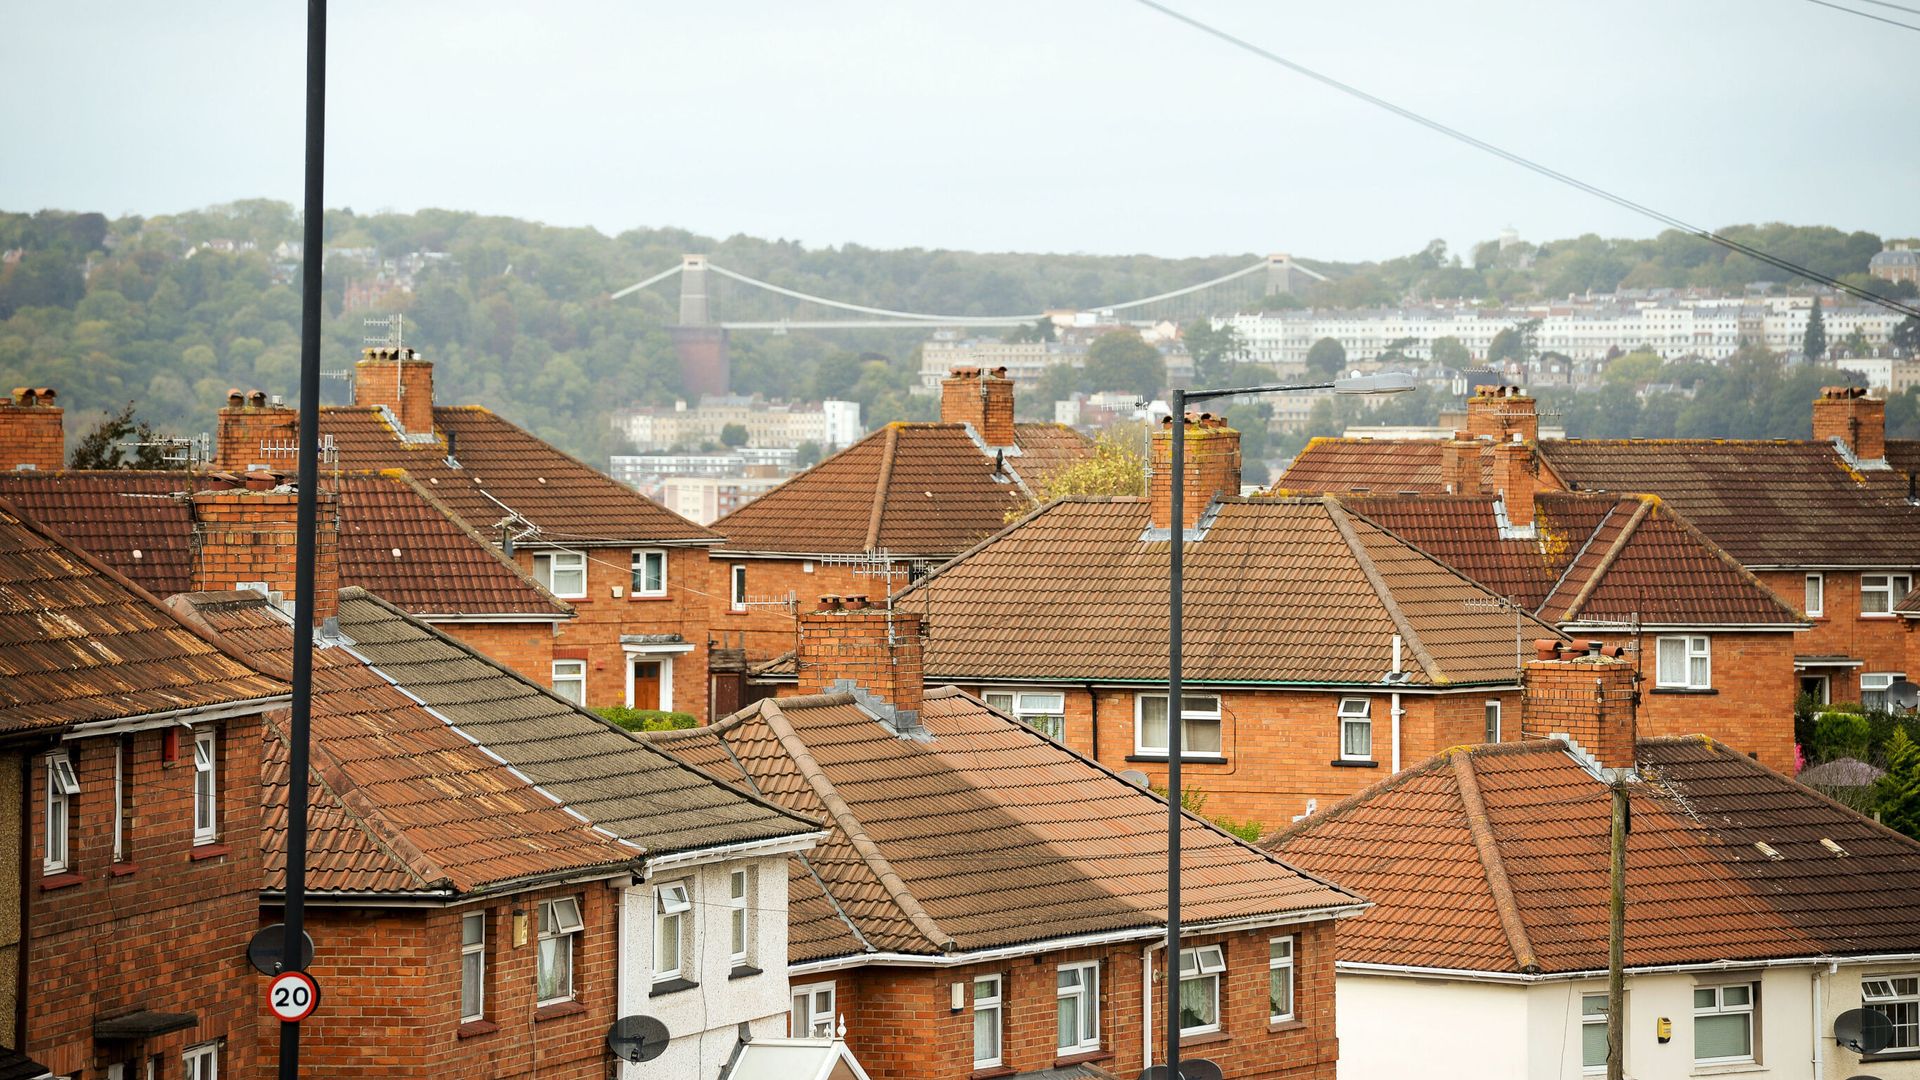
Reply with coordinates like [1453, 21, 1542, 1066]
[1140, 696, 1169, 750]
[537, 935, 569, 1001]
[1657, 638, 1685, 683]
[1695, 1013, 1749, 1060]
[1179, 975, 1216, 1030]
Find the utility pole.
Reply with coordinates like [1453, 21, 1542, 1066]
[1606, 779, 1628, 1080]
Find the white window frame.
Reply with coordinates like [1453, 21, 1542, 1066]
[973, 973, 1004, 1069]
[730, 564, 747, 612]
[791, 981, 836, 1038]
[193, 730, 218, 844]
[654, 880, 691, 981]
[1862, 572, 1913, 616]
[550, 659, 586, 705]
[1338, 697, 1373, 761]
[45, 751, 77, 874]
[534, 550, 588, 599]
[1862, 974, 1920, 1050]
[1269, 937, 1295, 1023]
[983, 690, 1067, 741]
[1693, 982, 1757, 1065]
[1484, 700, 1502, 743]
[1863, 672, 1907, 711]
[1178, 945, 1226, 1035]
[182, 1042, 218, 1080]
[460, 911, 486, 1023]
[536, 896, 583, 1005]
[1655, 635, 1712, 690]
[728, 868, 752, 966]
[1805, 573, 1824, 617]
[630, 548, 667, 597]
[1580, 993, 1610, 1073]
[1133, 693, 1224, 758]
[1057, 961, 1100, 1054]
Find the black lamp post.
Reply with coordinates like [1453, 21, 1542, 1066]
[1160, 371, 1414, 1078]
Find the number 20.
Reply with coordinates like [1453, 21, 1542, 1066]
[275, 985, 310, 1008]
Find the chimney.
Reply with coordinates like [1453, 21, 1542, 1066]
[795, 594, 924, 734]
[1440, 433, 1482, 497]
[1149, 412, 1242, 532]
[0, 387, 64, 471]
[354, 346, 435, 435]
[940, 366, 1017, 447]
[1521, 639, 1636, 774]
[1490, 436, 1534, 527]
[214, 388, 299, 472]
[189, 476, 340, 623]
[1466, 385, 1538, 444]
[1812, 385, 1885, 463]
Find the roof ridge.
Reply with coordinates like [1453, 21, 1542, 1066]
[1558, 498, 1652, 622]
[385, 469, 575, 614]
[756, 698, 956, 953]
[1451, 753, 1541, 973]
[1323, 497, 1445, 684]
[864, 425, 900, 552]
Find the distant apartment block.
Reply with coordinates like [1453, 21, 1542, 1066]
[915, 333, 1084, 393]
[613, 396, 861, 452]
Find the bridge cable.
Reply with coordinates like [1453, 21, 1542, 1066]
[1798, 0, 1920, 31]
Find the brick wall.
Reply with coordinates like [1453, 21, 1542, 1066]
[354, 349, 436, 435]
[796, 597, 922, 720]
[1811, 386, 1884, 461]
[24, 718, 265, 1078]
[1490, 441, 1534, 525]
[711, 556, 876, 664]
[1466, 385, 1538, 444]
[1150, 415, 1242, 531]
[0, 387, 64, 471]
[437, 621, 558, 688]
[1439, 437, 1482, 497]
[1520, 645, 1636, 770]
[190, 485, 340, 622]
[940, 368, 1016, 447]
[1582, 629, 1798, 771]
[1760, 568, 1913, 701]
[213, 390, 300, 472]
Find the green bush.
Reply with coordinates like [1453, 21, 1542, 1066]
[1812, 710, 1872, 762]
[594, 706, 697, 732]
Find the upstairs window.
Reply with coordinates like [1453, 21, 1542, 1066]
[1178, 945, 1226, 1034]
[984, 690, 1066, 741]
[534, 550, 587, 599]
[654, 881, 691, 981]
[1863, 974, 1920, 1051]
[1057, 962, 1100, 1054]
[1136, 694, 1222, 756]
[729, 868, 753, 966]
[1805, 573, 1824, 617]
[1863, 573, 1913, 616]
[730, 564, 748, 612]
[460, 912, 487, 1023]
[1693, 982, 1756, 1064]
[44, 751, 77, 874]
[630, 549, 667, 597]
[1656, 636, 1711, 690]
[193, 730, 219, 843]
[536, 897, 583, 1004]
[1484, 700, 1502, 743]
[182, 1043, 219, 1080]
[1338, 698, 1373, 760]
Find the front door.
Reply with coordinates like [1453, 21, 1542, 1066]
[632, 660, 662, 711]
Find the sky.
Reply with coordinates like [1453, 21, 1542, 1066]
[3, 0, 1915, 264]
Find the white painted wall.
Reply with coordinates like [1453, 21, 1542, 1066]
[1821, 960, 1920, 1080]
[1337, 975, 1530, 1080]
[617, 855, 794, 1079]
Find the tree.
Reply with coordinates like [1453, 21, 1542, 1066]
[719, 422, 749, 448]
[1878, 727, 1920, 838]
[1602, 350, 1664, 387]
[795, 440, 823, 467]
[1304, 337, 1347, 380]
[1001, 318, 1055, 344]
[1084, 330, 1164, 399]
[1183, 319, 1246, 385]
[1488, 319, 1539, 365]
[1007, 423, 1148, 519]
[1894, 316, 1920, 358]
[1803, 302, 1827, 363]
[1839, 328, 1872, 360]
[1430, 336, 1471, 369]
[68, 402, 169, 470]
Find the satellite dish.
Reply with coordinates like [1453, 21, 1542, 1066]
[247, 924, 315, 975]
[1120, 769, 1151, 788]
[1136, 1061, 1223, 1080]
[606, 1014, 670, 1063]
[1844, 1075, 1884, 1080]
[1887, 679, 1919, 711]
[1835, 1007, 1895, 1054]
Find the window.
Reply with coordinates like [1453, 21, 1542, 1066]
[533, 550, 587, 599]
[1136, 694, 1223, 756]
[1057, 962, 1100, 1054]
[1484, 700, 1502, 743]
[1863, 573, 1913, 615]
[1581, 993, 1609, 1071]
[461, 912, 486, 1022]
[654, 881, 691, 980]
[536, 896, 583, 1004]
[551, 660, 586, 705]
[45, 751, 77, 874]
[193, 730, 218, 843]
[791, 981, 836, 1038]
[1863, 672, 1907, 710]
[1655, 636, 1711, 690]
[1863, 974, 1920, 1050]
[182, 1043, 218, 1080]
[1178, 945, 1226, 1034]
[729, 868, 752, 965]
[730, 564, 747, 611]
[1338, 698, 1373, 760]
[984, 690, 1066, 741]
[1269, 938, 1295, 1022]
[1805, 573, 1824, 617]
[630, 549, 667, 597]
[973, 974, 1003, 1068]
[1693, 982, 1756, 1064]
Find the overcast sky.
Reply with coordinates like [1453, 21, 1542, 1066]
[4, 1, 1914, 263]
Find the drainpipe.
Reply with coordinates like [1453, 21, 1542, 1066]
[1391, 635, 1404, 773]
[1811, 963, 1827, 1079]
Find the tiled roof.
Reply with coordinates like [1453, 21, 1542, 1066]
[0, 498, 285, 735]
[649, 688, 1363, 964]
[899, 496, 1561, 686]
[0, 470, 569, 619]
[711, 422, 1093, 557]
[330, 588, 820, 858]
[1276, 438, 1487, 496]
[321, 405, 720, 546]
[1267, 737, 1920, 973]
[170, 592, 632, 895]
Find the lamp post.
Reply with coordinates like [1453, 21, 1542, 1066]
[1161, 371, 1414, 1079]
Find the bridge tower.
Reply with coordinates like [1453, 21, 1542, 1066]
[671, 254, 730, 399]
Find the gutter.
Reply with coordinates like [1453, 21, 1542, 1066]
[1557, 621, 1810, 633]
[640, 831, 828, 879]
[62, 695, 293, 740]
[418, 612, 573, 624]
[1337, 950, 1920, 984]
[918, 675, 1526, 693]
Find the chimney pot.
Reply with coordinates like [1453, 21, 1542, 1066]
[248, 390, 267, 409]
[1811, 385, 1884, 462]
[0, 383, 66, 471]
[939, 366, 1017, 447]
[1149, 412, 1243, 531]
[1533, 639, 1564, 660]
[227, 389, 244, 408]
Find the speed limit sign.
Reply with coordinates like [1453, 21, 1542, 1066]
[267, 970, 320, 1023]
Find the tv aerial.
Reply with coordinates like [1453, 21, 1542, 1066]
[1834, 1007, 1894, 1055]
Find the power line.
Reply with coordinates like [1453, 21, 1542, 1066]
[1133, 0, 1920, 321]
[1851, 0, 1920, 16]
[1800, 0, 1920, 31]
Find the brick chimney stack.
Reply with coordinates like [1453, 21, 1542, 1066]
[1440, 433, 1482, 497]
[1149, 412, 1242, 532]
[940, 366, 1017, 447]
[796, 594, 923, 734]
[1466, 385, 1538, 445]
[0, 387, 64, 471]
[1491, 436, 1535, 527]
[189, 475, 340, 623]
[214, 388, 299, 472]
[1521, 639, 1637, 774]
[1812, 385, 1885, 463]
[355, 346, 435, 436]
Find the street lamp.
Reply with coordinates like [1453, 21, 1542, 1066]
[1159, 371, 1414, 1079]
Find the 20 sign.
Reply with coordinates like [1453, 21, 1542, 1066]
[267, 970, 320, 1023]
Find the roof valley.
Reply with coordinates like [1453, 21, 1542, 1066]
[1558, 499, 1651, 622]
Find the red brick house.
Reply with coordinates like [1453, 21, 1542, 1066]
[650, 597, 1368, 1080]
[0, 496, 288, 1080]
